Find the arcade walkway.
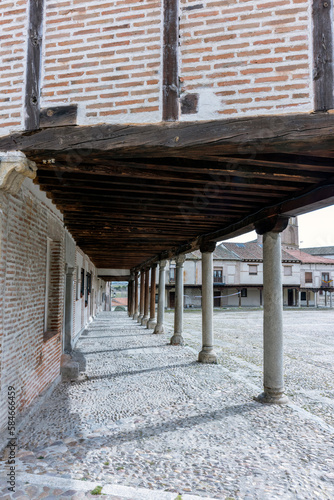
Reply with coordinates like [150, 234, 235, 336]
[1, 312, 333, 499]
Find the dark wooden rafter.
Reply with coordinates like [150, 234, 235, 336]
[2, 114, 334, 269]
[163, 0, 179, 121]
[313, 0, 334, 111]
[25, 0, 45, 131]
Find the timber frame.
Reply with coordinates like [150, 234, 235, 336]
[1, 113, 334, 272]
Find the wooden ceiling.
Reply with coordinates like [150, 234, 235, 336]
[1, 113, 334, 270]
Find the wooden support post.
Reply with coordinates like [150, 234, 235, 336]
[25, 0, 45, 130]
[163, 0, 179, 121]
[313, 0, 334, 111]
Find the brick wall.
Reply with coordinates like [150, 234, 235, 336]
[0, 177, 107, 435]
[0, 0, 28, 136]
[41, 0, 162, 124]
[179, 0, 312, 119]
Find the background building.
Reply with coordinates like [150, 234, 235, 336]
[165, 218, 334, 308]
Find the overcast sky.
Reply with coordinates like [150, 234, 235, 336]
[224, 205, 334, 248]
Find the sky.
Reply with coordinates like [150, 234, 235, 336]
[224, 205, 334, 248]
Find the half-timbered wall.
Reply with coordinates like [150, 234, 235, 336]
[0, 0, 331, 135]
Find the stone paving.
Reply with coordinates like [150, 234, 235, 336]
[0, 310, 334, 499]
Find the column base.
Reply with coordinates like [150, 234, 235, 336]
[141, 316, 149, 326]
[254, 390, 288, 405]
[153, 324, 164, 334]
[170, 334, 184, 346]
[147, 319, 157, 329]
[198, 349, 217, 364]
[133, 312, 138, 320]
[137, 315, 143, 323]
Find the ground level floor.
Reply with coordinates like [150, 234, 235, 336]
[1, 310, 333, 499]
[166, 285, 334, 308]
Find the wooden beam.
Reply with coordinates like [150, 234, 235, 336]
[313, 0, 334, 111]
[4, 113, 334, 157]
[40, 105, 78, 128]
[163, 0, 179, 121]
[25, 0, 45, 130]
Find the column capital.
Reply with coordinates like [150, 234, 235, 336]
[159, 259, 167, 268]
[175, 254, 186, 266]
[65, 264, 75, 276]
[200, 241, 216, 253]
[255, 215, 289, 235]
[0, 151, 37, 195]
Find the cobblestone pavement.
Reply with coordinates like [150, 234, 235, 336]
[1, 310, 334, 499]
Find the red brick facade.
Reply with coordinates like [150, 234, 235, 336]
[0, 178, 108, 436]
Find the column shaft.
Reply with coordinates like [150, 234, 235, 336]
[138, 271, 145, 322]
[154, 261, 166, 334]
[256, 231, 287, 404]
[148, 266, 157, 329]
[141, 268, 150, 326]
[64, 267, 75, 352]
[127, 281, 132, 316]
[133, 272, 139, 320]
[170, 255, 185, 345]
[199, 250, 217, 363]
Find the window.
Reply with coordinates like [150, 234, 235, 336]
[305, 272, 312, 284]
[301, 291, 306, 301]
[322, 272, 330, 287]
[213, 268, 223, 283]
[284, 266, 292, 276]
[241, 288, 247, 297]
[169, 267, 175, 282]
[248, 265, 258, 275]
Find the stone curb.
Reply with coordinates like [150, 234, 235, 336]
[1, 472, 217, 500]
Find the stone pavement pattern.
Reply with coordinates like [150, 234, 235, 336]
[0, 310, 334, 499]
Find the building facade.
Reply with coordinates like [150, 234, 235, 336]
[0, 161, 110, 444]
[165, 219, 334, 308]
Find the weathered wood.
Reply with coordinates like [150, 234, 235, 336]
[25, 0, 45, 130]
[313, 0, 334, 111]
[35, 157, 325, 184]
[163, 0, 179, 121]
[2, 113, 334, 156]
[40, 105, 78, 128]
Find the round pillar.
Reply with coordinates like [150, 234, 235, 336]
[133, 272, 139, 320]
[198, 244, 217, 363]
[137, 270, 145, 322]
[148, 265, 157, 329]
[154, 260, 167, 334]
[170, 255, 185, 345]
[255, 230, 288, 404]
[141, 268, 150, 326]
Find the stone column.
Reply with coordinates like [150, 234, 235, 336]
[330, 292, 333, 308]
[314, 291, 318, 308]
[255, 216, 289, 404]
[138, 270, 144, 323]
[141, 268, 150, 326]
[170, 255, 186, 345]
[127, 280, 132, 317]
[198, 243, 217, 363]
[154, 260, 167, 334]
[64, 266, 75, 352]
[148, 265, 157, 329]
[133, 271, 139, 320]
